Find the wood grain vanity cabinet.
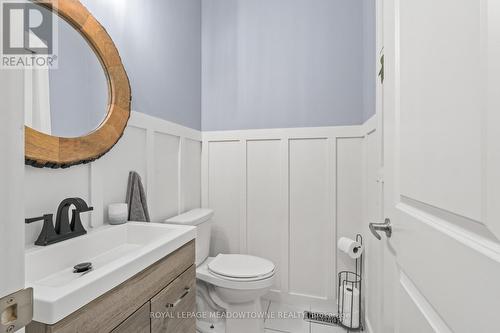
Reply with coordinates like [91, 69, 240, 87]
[111, 302, 151, 333]
[151, 266, 196, 333]
[27, 240, 196, 333]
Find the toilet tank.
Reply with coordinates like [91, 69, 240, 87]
[165, 208, 214, 266]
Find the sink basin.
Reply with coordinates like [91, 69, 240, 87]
[25, 222, 195, 324]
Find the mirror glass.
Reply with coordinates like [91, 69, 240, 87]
[25, 5, 109, 138]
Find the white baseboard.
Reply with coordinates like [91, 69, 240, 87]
[264, 290, 373, 333]
[264, 290, 337, 312]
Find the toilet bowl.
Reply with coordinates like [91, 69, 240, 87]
[164, 209, 275, 333]
[197, 255, 274, 333]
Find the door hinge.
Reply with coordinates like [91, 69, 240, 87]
[378, 48, 384, 84]
[1, 288, 33, 333]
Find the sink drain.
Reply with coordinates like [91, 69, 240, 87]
[73, 262, 92, 273]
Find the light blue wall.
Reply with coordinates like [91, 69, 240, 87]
[74, 0, 374, 131]
[82, 0, 202, 130]
[362, 0, 376, 122]
[202, 0, 375, 131]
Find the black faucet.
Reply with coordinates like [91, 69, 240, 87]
[26, 198, 93, 246]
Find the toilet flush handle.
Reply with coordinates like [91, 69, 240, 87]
[166, 287, 191, 308]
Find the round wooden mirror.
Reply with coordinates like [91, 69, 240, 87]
[25, 0, 131, 168]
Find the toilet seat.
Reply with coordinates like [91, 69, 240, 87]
[208, 254, 275, 280]
[197, 257, 275, 290]
[208, 270, 274, 282]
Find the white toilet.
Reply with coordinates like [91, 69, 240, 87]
[165, 209, 275, 333]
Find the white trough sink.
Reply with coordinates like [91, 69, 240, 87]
[25, 222, 195, 324]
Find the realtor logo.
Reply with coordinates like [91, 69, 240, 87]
[1, 0, 58, 68]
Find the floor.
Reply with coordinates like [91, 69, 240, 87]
[262, 301, 349, 333]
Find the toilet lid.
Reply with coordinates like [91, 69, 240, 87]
[208, 254, 275, 279]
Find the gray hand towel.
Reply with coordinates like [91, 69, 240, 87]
[125, 171, 150, 222]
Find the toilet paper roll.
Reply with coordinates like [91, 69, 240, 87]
[340, 284, 360, 328]
[337, 237, 364, 259]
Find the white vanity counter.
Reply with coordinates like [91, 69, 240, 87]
[25, 222, 195, 324]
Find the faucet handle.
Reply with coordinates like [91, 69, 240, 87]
[25, 214, 52, 224]
[74, 198, 93, 212]
[79, 206, 94, 213]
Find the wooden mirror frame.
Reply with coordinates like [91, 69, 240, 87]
[25, 0, 131, 168]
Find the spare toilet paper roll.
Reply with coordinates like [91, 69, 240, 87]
[337, 237, 364, 259]
[341, 284, 360, 328]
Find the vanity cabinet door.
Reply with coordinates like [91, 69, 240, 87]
[151, 265, 196, 333]
[111, 302, 150, 333]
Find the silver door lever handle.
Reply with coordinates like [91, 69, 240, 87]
[369, 218, 392, 240]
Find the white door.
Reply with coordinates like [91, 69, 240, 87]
[377, 0, 500, 332]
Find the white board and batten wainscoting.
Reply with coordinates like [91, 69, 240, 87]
[24, 108, 380, 317]
[25, 111, 202, 245]
[202, 117, 377, 310]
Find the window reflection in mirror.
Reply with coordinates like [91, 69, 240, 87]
[25, 4, 108, 138]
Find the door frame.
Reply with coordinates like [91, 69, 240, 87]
[363, 0, 398, 332]
[0, 68, 26, 298]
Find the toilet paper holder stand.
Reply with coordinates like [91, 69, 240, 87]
[304, 234, 364, 330]
[337, 233, 363, 331]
